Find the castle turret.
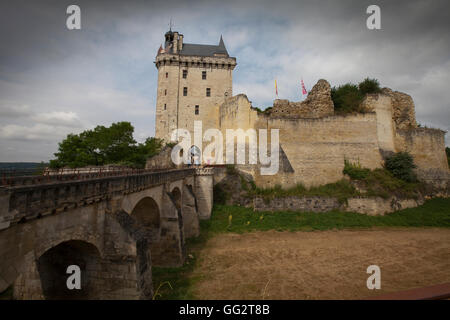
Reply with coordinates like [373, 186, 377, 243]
[154, 30, 237, 143]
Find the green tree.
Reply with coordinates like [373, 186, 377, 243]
[49, 122, 163, 169]
[331, 83, 364, 114]
[385, 152, 417, 182]
[358, 78, 382, 95]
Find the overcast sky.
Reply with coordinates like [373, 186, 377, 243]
[0, 0, 449, 162]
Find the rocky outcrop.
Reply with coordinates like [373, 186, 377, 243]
[269, 79, 334, 118]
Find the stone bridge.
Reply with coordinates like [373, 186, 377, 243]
[0, 167, 214, 299]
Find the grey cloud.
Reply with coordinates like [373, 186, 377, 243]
[0, 0, 449, 162]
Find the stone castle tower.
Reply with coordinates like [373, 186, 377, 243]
[154, 29, 237, 142]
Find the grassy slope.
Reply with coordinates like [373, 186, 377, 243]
[151, 198, 450, 299]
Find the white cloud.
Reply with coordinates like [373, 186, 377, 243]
[0, 123, 76, 142]
[31, 111, 82, 128]
[0, 103, 31, 118]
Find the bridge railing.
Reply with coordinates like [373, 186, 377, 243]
[1, 168, 196, 229]
[0, 168, 175, 187]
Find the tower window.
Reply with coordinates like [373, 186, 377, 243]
[206, 88, 211, 97]
[202, 71, 207, 80]
[195, 105, 199, 115]
[183, 87, 188, 96]
[165, 72, 168, 78]
[164, 89, 167, 96]
[183, 70, 188, 79]
[164, 104, 166, 110]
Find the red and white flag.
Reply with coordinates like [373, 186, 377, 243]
[301, 79, 307, 95]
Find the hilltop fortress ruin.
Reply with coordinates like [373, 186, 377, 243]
[153, 30, 449, 189]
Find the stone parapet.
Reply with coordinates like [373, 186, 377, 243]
[155, 53, 236, 70]
[0, 169, 196, 230]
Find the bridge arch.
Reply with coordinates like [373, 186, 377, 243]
[37, 240, 102, 300]
[130, 196, 161, 240]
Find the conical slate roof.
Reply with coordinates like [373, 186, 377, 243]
[216, 35, 229, 55]
[178, 35, 229, 57]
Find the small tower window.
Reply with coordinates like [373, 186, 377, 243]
[164, 89, 167, 96]
[202, 71, 207, 80]
[195, 105, 199, 115]
[183, 70, 188, 79]
[183, 87, 188, 96]
[206, 88, 211, 97]
[165, 72, 168, 78]
[164, 104, 166, 110]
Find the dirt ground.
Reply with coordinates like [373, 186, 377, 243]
[190, 228, 450, 299]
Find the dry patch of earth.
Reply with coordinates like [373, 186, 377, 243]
[190, 228, 450, 299]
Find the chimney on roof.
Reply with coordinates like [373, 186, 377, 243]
[172, 31, 179, 53]
[178, 34, 183, 51]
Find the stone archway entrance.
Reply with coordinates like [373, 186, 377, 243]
[37, 240, 102, 300]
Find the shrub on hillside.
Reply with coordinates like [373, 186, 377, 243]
[331, 83, 364, 114]
[343, 160, 370, 179]
[358, 78, 382, 95]
[331, 78, 382, 115]
[385, 152, 417, 182]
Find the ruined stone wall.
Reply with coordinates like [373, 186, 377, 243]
[213, 79, 447, 189]
[381, 88, 417, 129]
[253, 195, 424, 216]
[395, 128, 449, 171]
[219, 94, 261, 131]
[255, 113, 383, 188]
[362, 90, 448, 177]
[268, 79, 334, 118]
[145, 146, 176, 170]
[254, 196, 341, 212]
[216, 92, 383, 188]
[361, 94, 396, 152]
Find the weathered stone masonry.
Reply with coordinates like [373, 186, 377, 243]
[0, 168, 214, 299]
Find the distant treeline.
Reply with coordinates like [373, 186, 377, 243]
[0, 162, 48, 169]
[0, 162, 49, 176]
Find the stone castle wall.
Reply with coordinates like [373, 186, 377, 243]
[155, 70, 448, 189]
[256, 113, 383, 187]
[215, 92, 383, 188]
[395, 128, 448, 171]
[213, 79, 448, 188]
[254, 195, 424, 216]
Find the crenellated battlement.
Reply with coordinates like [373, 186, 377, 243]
[155, 53, 236, 69]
